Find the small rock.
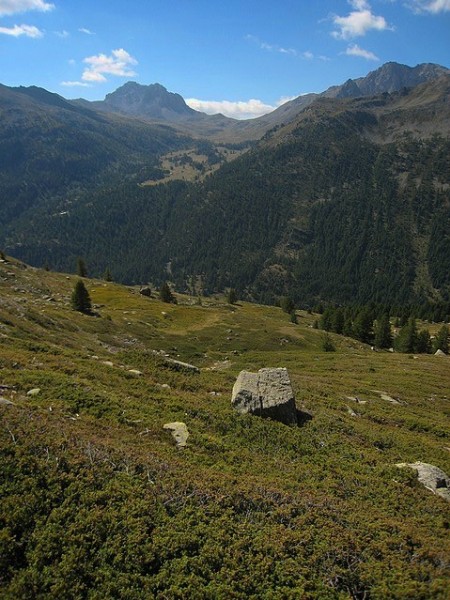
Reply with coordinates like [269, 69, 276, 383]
[396, 462, 450, 502]
[163, 422, 189, 448]
[128, 369, 142, 375]
[102, 361, 114, 367]
[157, 383, 171, 390]
[27, 388, 41, 397]
[0, 396, 15, 406]
[434, 349, 447, 357]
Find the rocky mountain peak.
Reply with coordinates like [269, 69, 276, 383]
[102, 81, 198, 120]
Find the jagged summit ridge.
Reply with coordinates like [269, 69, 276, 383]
[325, 61, 449, 99]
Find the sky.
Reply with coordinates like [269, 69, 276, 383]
[1, 0, 449, 119]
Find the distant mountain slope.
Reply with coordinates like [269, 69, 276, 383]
[4, 75, 449, 308]
[78, 62, 449, 142]
[0, 83, 191, 225]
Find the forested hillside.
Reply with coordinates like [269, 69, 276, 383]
[3, 76, 449, 309]
[0, 69, 449, 310]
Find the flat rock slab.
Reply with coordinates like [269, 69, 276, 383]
[163, 422, 189, 448]
[396, 461, 450, 502]
[231, 367, 297, 425]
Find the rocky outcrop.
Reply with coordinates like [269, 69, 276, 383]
[396, 462, 450, 502]
[163, 422, 189, 448]
[231, 368, 297, 425]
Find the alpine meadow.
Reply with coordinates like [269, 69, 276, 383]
[1, 8, 450, 596]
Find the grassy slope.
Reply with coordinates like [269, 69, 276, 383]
[1, 256, 449, 599]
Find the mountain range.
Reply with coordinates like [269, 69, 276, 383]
[1, 61, 449, 309]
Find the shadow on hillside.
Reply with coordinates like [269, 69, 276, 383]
[296, 409, 313, 427]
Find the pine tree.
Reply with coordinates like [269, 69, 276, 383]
[394, 318, 418, 353]
[416, 329, 432, 354]
[71, 280, 92, 314]
[374, 314, 392, 349]
[280, 296, 295, 314]
[353, 308, 373, 344]
[227, 288, 237, 305]
[103, 268, 113, 282]
[433, 324, 449, 354]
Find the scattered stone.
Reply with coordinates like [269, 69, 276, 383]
[434, 349, 447, 357]
[102, 361, 114, 367]
[0, 396, 15, 406]
[156, 383, 171, 390]
[139, 286, 152, 297]
[231, 367, 297, 425]
[161, 357, 200, 374]
[374, 390, 402, 405]
[209, 391, 222, 396]
[128, 369, 143, 376]
[396, 462, 450, 502]
[27, 388, 41, 397]
[163, 422, 189, 448]
[347, 406, 358, 417]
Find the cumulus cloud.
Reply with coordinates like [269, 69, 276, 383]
[332, 0, 392, 39]
[345, 43, 379, 60]
[407, 0, 450, 12]
[81, 48, 137, 83]
[0, 0, 54, 16]
[0, 22, 42, 36]
[186, 96, 298, 120]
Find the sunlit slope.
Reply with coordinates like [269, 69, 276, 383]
[1, 257, 449, 598]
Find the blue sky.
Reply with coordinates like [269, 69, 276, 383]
[1, 0, 449, 118]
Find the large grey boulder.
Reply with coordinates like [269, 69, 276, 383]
[396, 462, 450, 502]
[231, 367, 297, 425]
[163, 422, 189, 448]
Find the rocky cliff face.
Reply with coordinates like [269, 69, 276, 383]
[101, 81, 199, 121]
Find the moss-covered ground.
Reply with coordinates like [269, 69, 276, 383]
[1, 256, 449, 599]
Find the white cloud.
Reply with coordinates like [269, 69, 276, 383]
[0, 22, 42, 36]
[345, 43, 379, 60]
[78, 27, 94, 35]
[61, 80, 90, 87]
[246, 34, 297, 56]
[186, 96, 299, 120]
[0, 0, 54, 16]
[407, 0, 450, 12]
[332, 0, 392, 39]
[81, 48, 138, 83]
[55, 29, 69, 38]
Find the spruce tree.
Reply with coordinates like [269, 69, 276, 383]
[416, 329, 432, 354]
[433, 324, 449, 354]
[71, 280, 92, 314]
[353, 308, 373, 344]
[227, 288, 237, 305]
[374, 314, 392, 349]
[394, 318, 418, 353]
[280, 296, 295, 314]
